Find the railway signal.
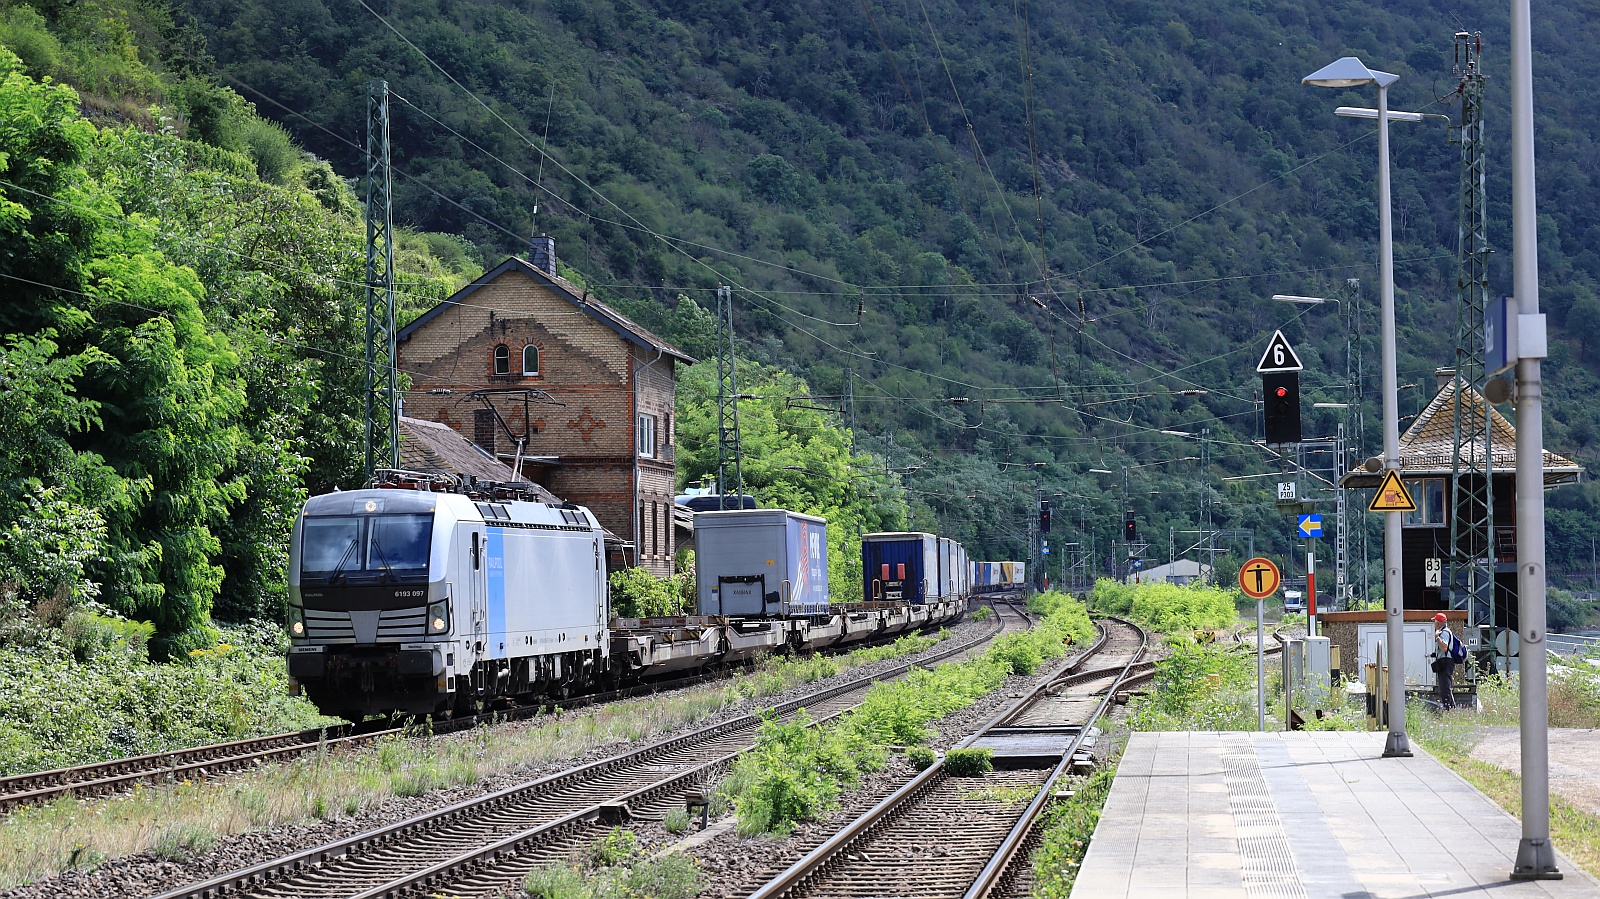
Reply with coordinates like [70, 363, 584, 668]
[1262, 371, 1302, 444]
[1040, 499, 1051, 533]
[1258, 330, 1304, 445]
[1123, 510, 1137, 543]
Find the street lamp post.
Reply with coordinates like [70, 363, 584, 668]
[1510, 0, 1559, 879]
[1304, 56, 1411, 758]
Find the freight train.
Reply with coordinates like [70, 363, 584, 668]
[970, 561, 1027, 594]
[285, 474, 969, 719]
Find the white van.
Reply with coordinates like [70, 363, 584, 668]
[1283, 589, 1305, 613]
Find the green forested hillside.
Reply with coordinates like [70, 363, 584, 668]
[6, 0, 1600, 635]
[179, 0, 1600, 577]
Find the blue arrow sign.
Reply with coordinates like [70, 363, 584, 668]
[1297, 514, 1323, 539]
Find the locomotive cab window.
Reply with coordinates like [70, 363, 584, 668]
[300, 513, 433, 587]
[493, 344, 510, 376]
[522, 344, 540, 376]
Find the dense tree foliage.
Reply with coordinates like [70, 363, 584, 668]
[0, 44, 462, 652]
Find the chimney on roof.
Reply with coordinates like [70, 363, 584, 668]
[473, 408, 497, 457]
[530, 235, 557, 276]
[1435, 367, 1456, 392]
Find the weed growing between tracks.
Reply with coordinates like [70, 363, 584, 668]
[1124, 641, 1264, 731]
[721, 597, 1095, 834]
[525, 827, 703, 899]
[1029, 765, 1117, 898]
[0, 631, 948, 887]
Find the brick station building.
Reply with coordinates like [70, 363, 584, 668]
[396, 239, 694, 577]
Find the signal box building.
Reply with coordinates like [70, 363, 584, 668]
[396, 240, 694, 577]
[1338, 374, 1580, 634]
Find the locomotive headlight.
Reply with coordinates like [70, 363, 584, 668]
[427, 600, 450, 634]
[289, 605, 305, 637]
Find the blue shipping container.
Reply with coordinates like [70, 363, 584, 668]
[862, 532, 938, 604]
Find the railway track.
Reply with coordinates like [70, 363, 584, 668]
[0, 725, 396, 815]
[147, 602, 1022, 899]
[744, 616, 1147, 899]
[1, 609, 995, 817]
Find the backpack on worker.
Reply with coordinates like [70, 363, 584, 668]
[1446, 629, 1468, 663]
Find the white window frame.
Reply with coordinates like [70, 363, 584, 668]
[637, 413, 657, 459]
[522, 344, 540, 376]
[493, 344, 510, 376]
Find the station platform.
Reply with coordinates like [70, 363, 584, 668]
[1071, 731, 1600, 898]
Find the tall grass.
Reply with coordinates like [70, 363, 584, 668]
[0, 630, 947, 887]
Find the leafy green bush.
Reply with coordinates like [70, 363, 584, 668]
[589, 828, 638, 867]
[0, 619, 335, 775]
[608, 567, 692, 619]
[906, 745, 937, 770]
[1125, 642, 1263, 732]
[60, 610, 154, 662]
[663, 806, 691, 834]
[971, 605, 993, 621]
[724, 711, 873, 835]
[1087, 579, 1236, 633]
[944, 747, 993, 777]
[992, 633, 1044, 675]
[0, 6, 65, 79]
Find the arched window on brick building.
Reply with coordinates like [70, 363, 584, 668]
[522, 344, 540, 375]
[493, 344, 510, 375]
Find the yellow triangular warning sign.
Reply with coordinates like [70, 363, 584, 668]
[1368, 469, 1417, 513]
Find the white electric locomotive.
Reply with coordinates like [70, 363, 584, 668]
[286, 484, 607, 718]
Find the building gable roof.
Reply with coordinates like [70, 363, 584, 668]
[1339, 380, 1582, 487]
[398, 256, 695, 364]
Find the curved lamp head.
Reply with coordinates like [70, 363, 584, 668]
[1303, 56, 1399, 89]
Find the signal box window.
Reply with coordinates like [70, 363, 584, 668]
[522, 345, 540, 376]
[493, 344, 510, 376]
[1403, 478, 1447, 526]
[637, 413, 657, 459]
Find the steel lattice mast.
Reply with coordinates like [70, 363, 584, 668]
[1447, 33, 1496, 630]
[364, 80, 400, 477]
[715, 285, 745, 509]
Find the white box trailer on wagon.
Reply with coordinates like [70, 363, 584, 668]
[694, 509, 830, 617]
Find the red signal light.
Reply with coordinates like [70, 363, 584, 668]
[1275, 387, 1288, 397]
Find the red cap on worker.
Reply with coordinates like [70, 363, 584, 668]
[1432, 612, 1448, 622]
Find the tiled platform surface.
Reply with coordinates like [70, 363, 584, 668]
[1071, 731, 1600, 898]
